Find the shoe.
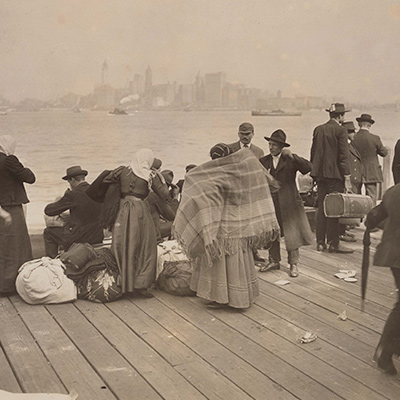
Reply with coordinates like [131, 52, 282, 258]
[374, 345, 397, 375]
[339, 234, 356, 243]
[253, 251, 266, 263]
[317, 243, 327, 252]
[328, 243, 354, 254]
[135, 289, 154, 298]
[205, 301, 226, 309]
[289, 264, 299, 278]
[259, 262, 280, 272]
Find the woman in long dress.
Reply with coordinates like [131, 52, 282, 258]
[173, 143, 280, 309]
[110, 149, 171, 297]
[0, 135, 35, 295]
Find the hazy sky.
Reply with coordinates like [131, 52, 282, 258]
[1, 0, 400, 103]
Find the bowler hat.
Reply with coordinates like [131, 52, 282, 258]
[325, 103, 350, 113]
[161, 169, 174, 185]
[356, 113, 375, 125]
[62, 166, 88, 180]
[238, 122, 254, 133]
[342, 121, 356, 133]
[264, 129, 290, 147]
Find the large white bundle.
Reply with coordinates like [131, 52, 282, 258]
[16, 257, 77, 305]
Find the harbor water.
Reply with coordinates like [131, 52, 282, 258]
[1, 109, 399, 233]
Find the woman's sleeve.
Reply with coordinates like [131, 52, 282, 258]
[5, 155, 36, 184]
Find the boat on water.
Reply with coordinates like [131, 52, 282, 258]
[251, 109, 302, 117]
[108, 107, 128, 115]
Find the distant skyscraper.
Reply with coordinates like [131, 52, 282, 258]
[145, 66, 153, 95]
[130, 74, 143, 95]
[102, 60, 108, 84]
[204, 72, 226, 107]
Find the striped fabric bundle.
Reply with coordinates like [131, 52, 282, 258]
[173, 149, 280, 266]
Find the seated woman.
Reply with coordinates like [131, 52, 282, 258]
[173, 143, 280, 309]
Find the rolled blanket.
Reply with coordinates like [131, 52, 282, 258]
[173, 149, 280, 266]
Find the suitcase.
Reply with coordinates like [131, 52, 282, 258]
[324, 192, 374, 218]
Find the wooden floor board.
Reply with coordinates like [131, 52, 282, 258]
[1, 227, 399, 399]
[0, 296, 66, 394]
[75, 299, 207, 400]
[136, 293, 299, 400]
[48, 302, 162, 400]
[10, 296, 118, 400]
[0, 346, 22, 393]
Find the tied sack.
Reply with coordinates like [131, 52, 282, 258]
[16, 257, 77, 305]
[156, 240, 196, 296]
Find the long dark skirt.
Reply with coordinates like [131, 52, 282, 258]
[111, 197, 157, 293]
[0, 205, 32, 294]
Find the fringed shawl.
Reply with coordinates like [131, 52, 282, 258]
[173, 149, 280, 266]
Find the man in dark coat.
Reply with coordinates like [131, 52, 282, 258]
[343, 121, 363, 194]
[338, 121, 364, 243]
[259, 130, 313, 277]
[353, 113, 387, 204]
[146, 170, 179, 243]
[310, 103, 353, 253]
[227, 122, 264, 159]
[365, 184, 400, 375]
[392, 139, 400, 185]
[43, 166, 104, 258]
[228, 122, 265, 262]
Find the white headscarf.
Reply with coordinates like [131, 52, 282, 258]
[0, 135, 16, 156]
[129, 148, 155, 182]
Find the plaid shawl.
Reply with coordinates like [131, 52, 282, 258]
[172, 149, 280, 266]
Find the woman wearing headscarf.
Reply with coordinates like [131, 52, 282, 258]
[0, 135, 35, 295]
[173, 143, 280, 309]
[109, 148, 171, 297]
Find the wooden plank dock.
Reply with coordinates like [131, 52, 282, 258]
[1, 228, 400, 400]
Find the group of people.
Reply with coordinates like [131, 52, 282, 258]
[1, 105, 399, 375]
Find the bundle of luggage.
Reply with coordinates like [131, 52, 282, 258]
[16, 243, 122, 305]
[156, 240, 196, 296]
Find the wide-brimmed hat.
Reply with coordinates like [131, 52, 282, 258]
[342, 121, 356, 133]
[264, 129, 290, 147]
[62, 166, 88, 180]
[325, 103, 350, 113]
[238, 122, 254, 133]
[161, 169, 174, 185]
[356, 113, 375, 125]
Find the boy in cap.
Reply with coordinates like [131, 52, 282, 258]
[259, 129, 313, 277]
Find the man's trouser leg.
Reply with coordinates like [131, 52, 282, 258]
[365, 183, 378, 205]
[43, 227, 64, 258]
[268, 238, 281, 263]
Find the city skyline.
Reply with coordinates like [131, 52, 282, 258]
[1, 1, 400, 104]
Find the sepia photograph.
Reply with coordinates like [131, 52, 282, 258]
[1, 1, 400, 398]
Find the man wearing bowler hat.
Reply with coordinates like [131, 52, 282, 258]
[43, 166, 103, 257]
[310, 103, 354, 254]
[353, 113, 388, 205]
[259, 129, 313, 277]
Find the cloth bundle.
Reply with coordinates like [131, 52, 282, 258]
[16, 257, 77, 305]
[173, 149, 280, 266]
